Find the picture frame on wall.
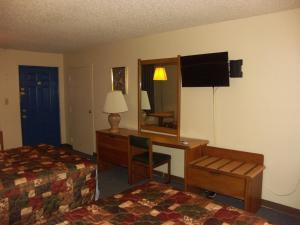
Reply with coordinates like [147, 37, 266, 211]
[111, 66, 128, 94]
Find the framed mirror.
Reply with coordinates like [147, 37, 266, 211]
[138, 57, 181, 138]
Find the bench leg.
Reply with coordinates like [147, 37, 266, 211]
[245, 173, 263, 213]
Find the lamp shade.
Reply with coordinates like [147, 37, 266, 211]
[103, 91, 128, 113]
[153, 67, 167, 80]
[141, 91, 151, 110]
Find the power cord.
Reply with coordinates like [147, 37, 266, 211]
[266, 178, 300, 196]
[212, 87, 218, 145]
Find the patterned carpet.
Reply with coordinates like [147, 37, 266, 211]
[98, 166, 300, 225]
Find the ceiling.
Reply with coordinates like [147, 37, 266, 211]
[1, 0, 300, 53]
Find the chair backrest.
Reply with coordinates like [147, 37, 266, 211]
[128, 135, 153, 168]
[129, 135, 151, 150]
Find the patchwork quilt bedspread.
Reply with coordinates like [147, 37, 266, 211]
[40, 181, 272, 225]
[0, 144, 96, 225]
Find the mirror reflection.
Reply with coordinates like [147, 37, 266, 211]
[139, 58, 179, 136]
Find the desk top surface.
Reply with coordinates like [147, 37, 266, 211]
[97, 128, 208, 150]
[147, 112, 174, 118]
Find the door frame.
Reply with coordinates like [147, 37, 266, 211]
[19, 65, 62, 146]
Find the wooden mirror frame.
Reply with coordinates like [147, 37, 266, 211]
[138, 56, 181, 139]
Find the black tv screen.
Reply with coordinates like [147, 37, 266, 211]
[181, 52, 229, 87]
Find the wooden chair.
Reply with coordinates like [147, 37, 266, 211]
[128, 135, 171, 184]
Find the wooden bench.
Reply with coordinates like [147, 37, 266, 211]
[187, 146, 264, 213]
[0, 131, 3, 150]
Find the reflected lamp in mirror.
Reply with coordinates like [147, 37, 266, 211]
[103, 91, 128, 133]
[153, 67, 167, 80]
[141, 91, 151, 123]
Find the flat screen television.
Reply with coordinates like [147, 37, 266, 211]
[181, 52, 229, 87]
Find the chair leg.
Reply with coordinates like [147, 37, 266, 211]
[149, 165, 153, 180]
[128, 162, 133, 185]
[167, 160, 171, 184]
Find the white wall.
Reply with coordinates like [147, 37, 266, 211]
[0, 49, 66, 148]
[64, 8, 300, 209]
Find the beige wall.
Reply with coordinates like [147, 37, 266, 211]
[64, 8, 300, 209]
[0, 49, 66, 148]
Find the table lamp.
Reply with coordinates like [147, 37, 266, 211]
[103, 91, 128, 133]
[141, 90, 151, 123]
[153, 67, 167, 80]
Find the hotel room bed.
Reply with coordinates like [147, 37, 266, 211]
[0, 144, 97, 225]
[39, 181, 273, 225]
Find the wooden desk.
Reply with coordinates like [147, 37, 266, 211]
[0, 131, 3, 150]
[96, 128, 208, 188]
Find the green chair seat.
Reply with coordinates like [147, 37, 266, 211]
[133, 152, 171, 165]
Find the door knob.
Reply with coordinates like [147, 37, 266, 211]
[88, 110, 92, 114]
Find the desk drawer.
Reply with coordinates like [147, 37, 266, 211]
[97, 132, 128, 152]
[96, 132, 129, 167]
[99, 145, 128, 167]
[188, 167, 245, 199]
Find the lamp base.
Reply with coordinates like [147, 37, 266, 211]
[108, 113, 121, 133]
[142, 110, 147, 125]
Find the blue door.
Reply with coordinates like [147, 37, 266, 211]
[19, 66, 61, 146]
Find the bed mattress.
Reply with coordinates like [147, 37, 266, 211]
[0, 144, 96, 225]
[39, 181, 273, 225]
